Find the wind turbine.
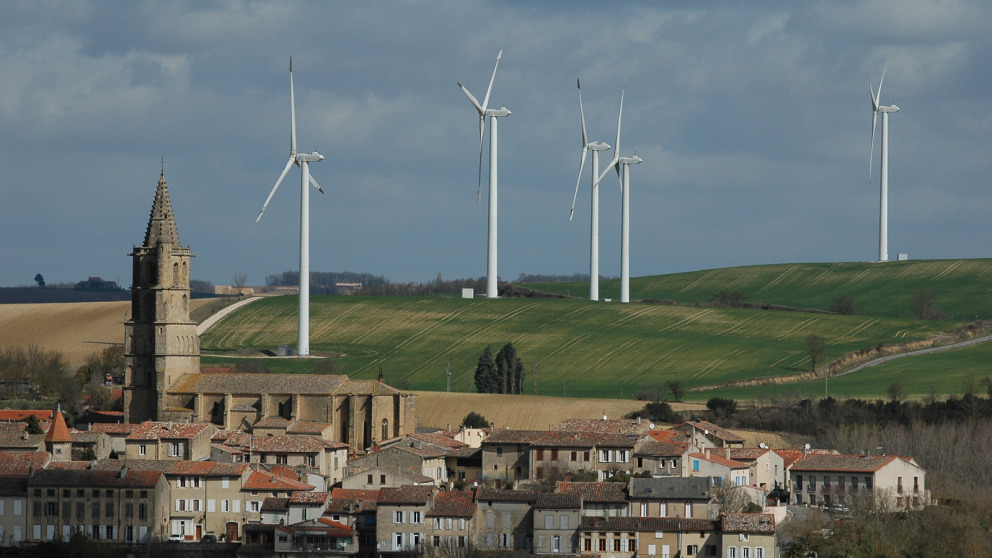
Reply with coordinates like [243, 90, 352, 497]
[458, 50, 510, 299]
[616, 153, 642, 303]
[256, 58, 325, 357]
[869, 67, 899, 262]
[569, 79, 619, 301]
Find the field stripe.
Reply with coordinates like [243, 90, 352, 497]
[755, 265, 799, 294]
[678, 270, 719, 294]
[931, 259, 964, 281]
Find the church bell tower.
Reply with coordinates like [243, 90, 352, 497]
[123, 171, 199, 423]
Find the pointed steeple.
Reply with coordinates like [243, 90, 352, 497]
[44, 408, 72, 444]
[143, 171, 181, 247]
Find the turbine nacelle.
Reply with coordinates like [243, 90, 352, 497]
[588, 141, 611, 151]
[879, 104, 900, 113]
[486, 107, 511, 117]
[297, 151, 324, 163]
[619, 155, 642, 165]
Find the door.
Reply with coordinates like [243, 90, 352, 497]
[227, 521, 239, 542]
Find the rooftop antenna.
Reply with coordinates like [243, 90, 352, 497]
[256, 58, 326, 358]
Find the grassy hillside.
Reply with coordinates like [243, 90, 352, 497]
[200, 293, 952, 399]
[527, 259, 992, 320]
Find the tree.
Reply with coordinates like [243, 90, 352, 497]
[910, 290, 944, 320]
[34, 273, 45, 288]
[23, 415, 44, 435]
[474, 345, 497, 393]
[667, 379, 685, 403]
[710, 289, 746, 307]
[461, 411, 490, 429]
[803, 333, 826, 371]
[232, 272, 249, 297]
[706, 397, 737, 419]
[887, 381, 906, 402]
[495, 343, 525, 394]
[711, 482, 752, 514]
[830, 295, 855, 315]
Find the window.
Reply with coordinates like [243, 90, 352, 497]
[249, 501, 260, 512]
[551, 449, 559, 460]
[599, 538, 607, 551]
[168, 442, 184, 457]
[742, 548, 750, 558]
[106, 503, 114, 518]
[851, 476, 858, 490]
[276, 454, 288, 465]
[394, 511, 405, 524]
[865, 476, 873, 489]
[503, 512, 511, 529]
[755, 548, 765, 558]
[571, 451, 578, 461]
[687, 545, 698, 555]
[553, 535, 561, 553]
[412, 511, 422, 524]
[92, 502, 100, 520]
[498, 533, 509, 547]
[692, 459, 700, 471]
[486, 513, 494, 528]
[648, 544, 657, 556]
[584, 451, 590, 461]
[381, 475, 386, 484]
[536, 449, 545, 460]
[585, 538, 593, 551]
[655, 531, 664, 539]
[546, 515, 554, 529]
[139, 444, 146, 456]
[727, 547, 737, 558]
[138, 503, 147, 519]
[305, 455, 315, 467]
[561, 515, 569, 529]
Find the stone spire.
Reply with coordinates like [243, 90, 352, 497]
[142, 171, 181, 247]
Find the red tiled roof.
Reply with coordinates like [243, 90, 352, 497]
[426, 490, 475, 517]
[243, 469, 314, 491]
[0, 450, 50, 476]
[290, 491, 329, 504]
[45, 412, 72, 444]
[555, 481, 627, 503]
[672, 420, 745, 443]
[379, 485, 435, 505]
[634, 438, 686, 456]
[482, 430, 545, 445]
[87, 423, 135, 434]
[721, 513, 776, 534]
[689, 452, 749, 469]
[28, 468, 164, 488]
[0, 410, 53, 422]
[554, 418, 649, 435]
[328, 488, 380, 513]
[533, 431, 636, 449]
[774, 449, 838, 469]
[581, 516, 718, 533]
[790, 454, 901, 473]
[126, 421, 215, 441]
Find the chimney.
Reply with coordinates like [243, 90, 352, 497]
[705, 449, 711, 460]
[120, 466, 128, 479]
[725, 448, 730, 460]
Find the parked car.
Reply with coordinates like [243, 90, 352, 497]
[168, 533, 184, 542]
[200, 534, 218, 543]
[827, 503, 849, 514]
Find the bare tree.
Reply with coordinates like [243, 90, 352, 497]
[232, 272, 249, 297]
[711, 481, 752, 514]
[803, 333, 826, 372]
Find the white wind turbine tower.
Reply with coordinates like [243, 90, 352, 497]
[459, 50, 510, 299]
[256, 58, 325, 357]
[869, 67, 899, 262]
[570, 80, 619, 301]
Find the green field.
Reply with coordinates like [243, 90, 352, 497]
[529, 259, 992, 320]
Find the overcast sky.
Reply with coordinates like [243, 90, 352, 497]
[2, 1, 990, 289]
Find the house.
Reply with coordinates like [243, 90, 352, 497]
[554, 418, 653, 436]
[530, 431, 637, 482]
[578, 516, 638, 558]
[687, 450, 751, 487]
[274, 517, 359, 556]
[533, 493, 581, 556]
[633, 517, 720, 558]
[229, 434, 349, 483]
[632, 436, 688, 477]
[86, 423, 135, 457]
[0, 450, 50, 546]
[473, 488, 539, 550]
[789, 453, 928, 510]
[68, 430, 112, 461]
[629, 477, 715, 519]
[670, 421, 745, 449]
[425, 489, 475, 549]
[328, 488, 380, 558]
[447, 447, 483, 485]
[719, 513, 776, 558]
[555, 482, 628, 518]
[123, 421, 218, 460]
[25, 466, 170, 543]
[376, 485, 437, 554]
[347, 441, 448, 485]
[728, 448, 785, 491]
[481, 430, 544, 482]
[340, 466, 435, 490]
[0, 422, 45, 452]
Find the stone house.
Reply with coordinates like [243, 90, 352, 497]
[632, 437, 688, 477]
[340, 466, 435, 490]
[86, 423, 135, 457]
[0, 451, 50, 546]
[123, 421, 218, 461]
[273, 517, 358, 556]
[629, 477, 716, 520]
[327, 488, 380, 558]
[555, 482, 628, 518]
[346, 442, 448, 485]
[687, 450, 751, 487]
[633, 517, 720, 558]
[425, 489, 475, 549]
[533, 493, 581, 556]
[719, 513, 776, 558]
[473, 488, 539, 550]
[789, 453, 928, 510]
[578, 516, 638, 558]
[530, 431, 637, 482]
[670, 421, 745, 449]
[728, 448, 786, 491]
[481, 430, 544, 483]
[376, 485, 437, 554]
[25, 466, 170, 543]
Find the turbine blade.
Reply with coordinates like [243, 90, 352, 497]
[570, 147, 588, 221]
[257, 157, 295, 221]
[869, 109, 878, 187]
[876, 66, 886, 107]
[577, 79, 588, 147]
[477, 116, 485, 203]
[596, 159, 619, 187]
[309, 174, 324, 194]
[290, 58, 297, 156]
[459, 83, 485, 115]
[614, 81, 625, 161]
[481, 50, 502, 114]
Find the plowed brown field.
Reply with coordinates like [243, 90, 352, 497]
[0, 300, 213, 367]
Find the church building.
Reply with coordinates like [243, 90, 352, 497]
[123, 172, 415, 456]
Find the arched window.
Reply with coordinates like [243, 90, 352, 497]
[173, 263, 179, 286]
[382, 418, 389, 440]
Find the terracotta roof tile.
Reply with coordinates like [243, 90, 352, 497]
[720, 513, 776, 534]
[475, 488, 540, 503]
[126, 421, 215, 441]
[426, 490, 475, 517]
[634, 438, 686, 456]
[536, 493, 581, 509]
[169, 373, 352, 395]
[581, 516, 718, 533]
[243, 469, 314, 491]
[0, 450, 50, 476]
[87, 423, 136, 434]
[0, 410, 53, 422]
[790, 454, 900, 473]
[29, 468, 164, 488]
[555, 482, 626, 503]
[482, 430, 545, 444]
[630, 477, 713, 500]
[379, 485, 435, 505]
[533, 431, 636, 448]
[672, 420, 744, 443]
[289, 491, 329, 504]
[261, 497, 289, 511]
[554, 419, 649, 435]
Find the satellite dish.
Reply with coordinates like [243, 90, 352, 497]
[704, 430, 709, 435]
[804, 443, 811, 450]
[759, 443, 767, 449]
[603, 414, 608, 421]
[649, 423, 655, 430]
